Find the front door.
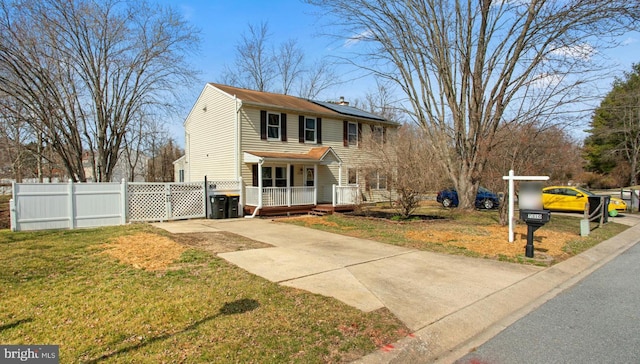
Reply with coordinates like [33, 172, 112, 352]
[305, 167, 314, 187]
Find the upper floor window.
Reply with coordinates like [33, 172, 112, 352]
[261, 110, 287, 141]
[299, 115, 322, 144]
[372, 125, 385, 144]
[348, 122, 358, 146]
[267, 113, 280, 140]
[343, 121, 361, 147]
[305, 117, 316, 143]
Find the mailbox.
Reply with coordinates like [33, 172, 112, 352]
[520, 210, 551, 226]
[519, 209, 551, 258]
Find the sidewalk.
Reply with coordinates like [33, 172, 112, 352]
[153, 214, 640, 363]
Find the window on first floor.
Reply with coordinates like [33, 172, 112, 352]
[347, 168, 358, 185]
[366, 171, 388, 190]
[262, 166, 287, 187]
[178, 169, 184, 182]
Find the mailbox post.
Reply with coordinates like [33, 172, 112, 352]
[519, 209, 551, 258]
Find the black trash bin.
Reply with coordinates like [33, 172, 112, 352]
[588, 195, 610, 223]
[210, 195, 228, 219]
[227, 194, 240, 218]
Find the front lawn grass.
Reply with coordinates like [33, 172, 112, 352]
[0, 225, 408, 363]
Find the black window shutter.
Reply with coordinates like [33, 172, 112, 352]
[281, 113, 287, 141]
[290, 165, 295, 186]
[343, 121, 348, 147]
[383, 126, 387, 143]
[317, 118, 322, 144]
[299, 115, 305, 143]
[358, 123, 362, 147]
[252, 164, 258, 186]
[260, 110, 267, 140]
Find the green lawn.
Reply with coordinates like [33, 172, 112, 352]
[0, 225, 407, 363]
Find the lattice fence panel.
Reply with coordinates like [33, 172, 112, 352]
[128, 183, 167, 221]
[208, 180, 241, 192]
[170, 183, 205, 219]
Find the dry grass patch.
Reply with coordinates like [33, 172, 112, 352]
[287, 215, 341, 228]
[101, 232, 186, 271]
[283, 211, 629, 265]
[406, 224, 575, 260]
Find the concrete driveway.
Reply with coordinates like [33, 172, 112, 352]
[153, 215, 640, 363]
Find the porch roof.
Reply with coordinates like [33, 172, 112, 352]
[243, 147, 342, 165]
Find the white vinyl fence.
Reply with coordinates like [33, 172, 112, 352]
[10, 181, 127, 231]
[10, 179, 241, 232]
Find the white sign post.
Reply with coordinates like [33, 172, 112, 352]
[502, 170, 550, 242]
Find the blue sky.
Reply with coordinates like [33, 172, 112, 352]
[157, 0, 640, 145]
[167, 1, 356, 94]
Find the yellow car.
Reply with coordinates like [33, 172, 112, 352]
[542, 186, 627, 215]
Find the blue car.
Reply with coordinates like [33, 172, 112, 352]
[436, 187, 500, 209]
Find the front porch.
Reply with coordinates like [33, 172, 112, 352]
[243, 203, 356, 217]
[244, 185, 359, 216]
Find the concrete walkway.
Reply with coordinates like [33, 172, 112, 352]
[152, 214, 640, 363]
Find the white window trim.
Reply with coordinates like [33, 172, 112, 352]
[372, 171, 387, 190]
[267, 112, 281, 141]
[347, 167, 358, 186]
[261, 165, 287, 187]
[348, 122, 358, 146]
[373, 125, 384, 144]
[305, 117, 316, 143]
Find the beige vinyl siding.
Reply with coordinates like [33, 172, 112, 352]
[236, 104, 397, 204]
[185, 86, 237, 182]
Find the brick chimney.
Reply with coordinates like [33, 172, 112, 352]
[338, 96, 349, 106]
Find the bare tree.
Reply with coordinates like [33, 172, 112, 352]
[308, 0, 640, 209]
[276, 39, 305, 95]
[221, 21, 340, 99]
[221, 21, 276, 92]
[297, 59, 339, 99]
[361, 124, 446, 218]
[0, 0, 199, 182]
[483, 122, 584, 224]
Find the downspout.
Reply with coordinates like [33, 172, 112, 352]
[235, 95, 242, 178]
[246, 158, 264, 218]
[235, 95, 244, 215]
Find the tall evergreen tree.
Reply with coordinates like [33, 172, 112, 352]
[585, 63, 640, 186]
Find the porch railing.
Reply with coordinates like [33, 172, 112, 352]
[333, 185, 359, 206]
[245, 186, 315, 207]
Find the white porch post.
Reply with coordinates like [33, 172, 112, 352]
[338, 162, 343, 186]
[313, 164, 318, 205]
[258, 160, 264, 207]
[286, 163, 291, 207]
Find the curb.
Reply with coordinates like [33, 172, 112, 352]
[354, 222, 640, 364]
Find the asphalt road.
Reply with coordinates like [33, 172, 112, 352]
[456, 241, 640, 364]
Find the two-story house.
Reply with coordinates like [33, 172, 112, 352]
[176, 83, 398, 216]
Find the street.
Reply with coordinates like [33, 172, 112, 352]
[456, 241, 640, 364]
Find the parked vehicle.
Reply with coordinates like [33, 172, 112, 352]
[436, 187, 500, 209]
[542, 186, 626, 215]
